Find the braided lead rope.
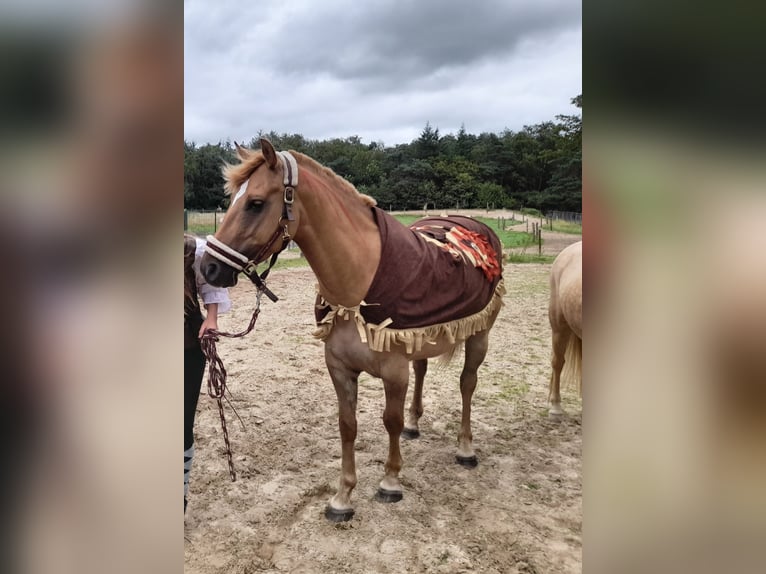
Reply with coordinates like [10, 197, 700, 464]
[199, 289, 264, 482]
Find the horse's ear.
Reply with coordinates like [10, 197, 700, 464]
[260, 138, 278, 169]
[234, 141, 249, 161]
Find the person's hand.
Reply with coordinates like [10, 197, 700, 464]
[198, 316, 218, 338]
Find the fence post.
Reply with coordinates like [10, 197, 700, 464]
[538, 229, 542, 255]
[214, 210, 217, 233]
[184, 209, 188, 231]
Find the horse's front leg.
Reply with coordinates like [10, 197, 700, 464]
[376, 357, 409, 503]
[324, 354, 359, 522]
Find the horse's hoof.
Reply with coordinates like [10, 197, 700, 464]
[456, 455, 478, 468]
[548, 410, 565, 420]
[375, 488, 403, 503]
[401, 427, 420, 440]
[324, 505, 354, 522]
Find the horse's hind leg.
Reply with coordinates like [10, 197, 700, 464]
[324, 361, 359, 522]
[549, 326, 570, 418]
[456, 330, 489, 468]
[376, 358, 409, 503]
[403, 359, 427, 439]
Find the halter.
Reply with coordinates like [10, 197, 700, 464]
[204, 150, 299, 302]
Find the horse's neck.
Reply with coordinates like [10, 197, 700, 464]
[292, 167, 381, 307]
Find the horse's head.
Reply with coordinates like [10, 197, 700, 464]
[201, 138, 300, 287]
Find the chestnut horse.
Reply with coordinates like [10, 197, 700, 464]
[201, 139, 504, 522]
[548, 240, 582, 416]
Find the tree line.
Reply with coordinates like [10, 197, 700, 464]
[184, 95, 581, 213]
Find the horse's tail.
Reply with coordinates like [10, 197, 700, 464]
[437, 342, 463, 366]
[561, 334, 582, 395]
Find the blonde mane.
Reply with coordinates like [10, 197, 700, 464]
[221, 148, 266, 195]
[221, 148, 377, 207]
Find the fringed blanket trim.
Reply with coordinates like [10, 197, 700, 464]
[313, 279, 506, 354]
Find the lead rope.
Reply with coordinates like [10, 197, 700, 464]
[199, 147, 296, 481]
[199, 288, 265, 482]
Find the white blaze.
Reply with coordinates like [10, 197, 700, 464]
[231, 179, 248, 206]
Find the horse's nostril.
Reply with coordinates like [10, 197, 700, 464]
[205, 261, 219, 280]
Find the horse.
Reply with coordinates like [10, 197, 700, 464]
[200, 139, 505, 522]
[547, 240, 582, 417]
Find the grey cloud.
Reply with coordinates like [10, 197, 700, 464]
[268, 0, 580, 86]
[184, 0, 581, 145]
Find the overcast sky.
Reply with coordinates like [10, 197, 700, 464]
[184, 0, 581, 146]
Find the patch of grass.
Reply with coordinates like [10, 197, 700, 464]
[236, 256, 311, 276]
[550, 220, 582, 235]
[393, 214, 423, 227]
[474, 217, 536, 250]
[505, 274, 550, 298]
[496, 380, 530, 403]
[187, 224, 216, 236]
[269, 257, 310, 271]
[520, 207, 544, 217]
[393, 213, 534, 251]
[507, 252, 555, 264]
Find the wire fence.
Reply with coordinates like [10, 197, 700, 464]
[184, 208, 581, 258]
[545, 210, 582, 224]
[184, 210, 301, 251]
[184, 209, 224, 235]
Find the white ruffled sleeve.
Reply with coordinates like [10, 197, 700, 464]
[193, 238, 232, 314]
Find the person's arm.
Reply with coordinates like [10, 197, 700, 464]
[198, 302, 219, 338]
[193, 238, 231, 338]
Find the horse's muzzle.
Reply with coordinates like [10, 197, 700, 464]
[201, 254, 238, 287]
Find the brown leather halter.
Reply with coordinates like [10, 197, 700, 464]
[204, 150, 298, 302]
[199, 151, 299, 481]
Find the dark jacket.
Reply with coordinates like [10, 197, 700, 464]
[184, 235, 204, 349]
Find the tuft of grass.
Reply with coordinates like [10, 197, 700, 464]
[507, 252, 555, 264]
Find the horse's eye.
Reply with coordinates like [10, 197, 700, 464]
[248, 200, 264, 213]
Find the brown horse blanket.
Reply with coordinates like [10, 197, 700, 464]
[314, 207, 505, 353]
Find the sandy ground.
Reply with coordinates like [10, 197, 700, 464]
[185, 239, 582, 573]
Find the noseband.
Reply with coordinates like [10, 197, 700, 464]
[204, 150, 299, 302]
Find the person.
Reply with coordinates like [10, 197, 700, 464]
[184, 234, 231, 513]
